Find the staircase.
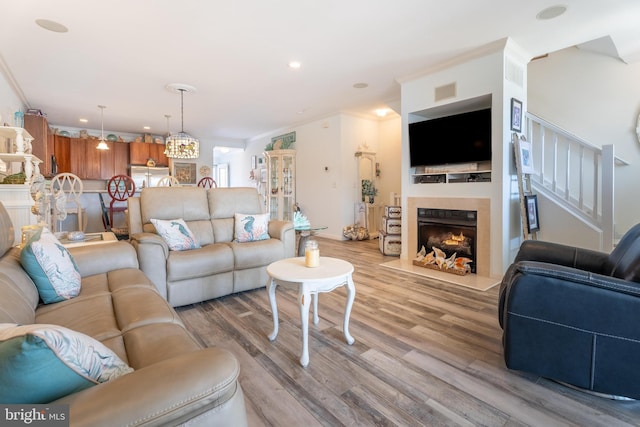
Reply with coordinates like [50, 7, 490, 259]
[524, 112, 629, 251]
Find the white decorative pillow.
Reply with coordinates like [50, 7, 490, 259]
[150, 218, 200, 251]
[234, 213, 271, 243]
[0, 323, 133, 404]
[20, 227, 81, 304]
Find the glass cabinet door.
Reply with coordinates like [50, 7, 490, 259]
[265, 149, 296, 221]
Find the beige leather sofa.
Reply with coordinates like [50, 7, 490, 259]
[0, 202, 247, 426]
[128, 187, 295, 307]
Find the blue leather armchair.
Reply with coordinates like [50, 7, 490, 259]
[499, 224, 640, 399]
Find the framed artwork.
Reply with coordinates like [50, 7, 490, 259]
[517, 136, 535, 174]
[174, 162, 197, 184]
[511, 98, 523, 132]
[251, 155, 257, 170]
[525, 194, 540, 233]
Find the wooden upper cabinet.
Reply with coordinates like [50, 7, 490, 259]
[70, 138, 86, 178]
[53, 135, 71, 174]
[129, 142, 149, 165]
[150, 143, 168, 166]
[24, 115, 54, 176]
[113, 142, 129, 176]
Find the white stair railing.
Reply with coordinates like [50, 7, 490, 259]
[525, 112, 629, 251]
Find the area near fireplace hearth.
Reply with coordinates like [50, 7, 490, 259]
[381, 196, 500, 291]
[385, 197, 498, 290]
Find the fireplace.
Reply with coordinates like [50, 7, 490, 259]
[417, 208, 477, 273]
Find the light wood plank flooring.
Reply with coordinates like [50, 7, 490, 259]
[176, 237, 640, 426]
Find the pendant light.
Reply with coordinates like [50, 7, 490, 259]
[164, 83, 199, 159]
[96, 105, 109, 150]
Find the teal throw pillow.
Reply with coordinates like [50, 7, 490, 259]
[234, 213, 270, 243]
[20, 227, 81, 304]
[150, 218, 200, 251]
[0, 323, 133, 404]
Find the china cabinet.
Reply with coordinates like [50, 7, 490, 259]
[265, 149, 296, 221]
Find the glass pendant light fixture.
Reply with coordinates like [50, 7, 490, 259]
[96, 105, 109, 150]
[164, 83, 199, 159]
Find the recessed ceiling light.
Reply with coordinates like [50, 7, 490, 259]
[353, 83, 368, 89]
[288, 61, 302, 69]
[35, 19, 68, 33]
[143, 126, 151, 130]
[79, 118, 88, 123]
[376, 109, 388, 117]
[536, 5, 567, 20]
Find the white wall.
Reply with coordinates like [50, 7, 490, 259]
[0, 73, 24, 127]
[528, 47, 640, 237]
[245, 113, 402, 240]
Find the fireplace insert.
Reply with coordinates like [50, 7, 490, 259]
[417, 208, 477, 273]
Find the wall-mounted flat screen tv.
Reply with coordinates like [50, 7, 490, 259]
[409, 108, 492, 167]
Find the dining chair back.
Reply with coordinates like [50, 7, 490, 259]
[197, 177, 217, 189]
[51, 173, 85, 232]
[106, 175, 136, 235]
[156, 176, 181, 187]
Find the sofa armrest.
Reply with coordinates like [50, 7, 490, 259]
[514, 240, 609, 274]
[130, 232, 170, 299]
[55, 348, 246, 427]
[68, 241, 139, 278]
[499, 260, 640, 328]
[268, 220, 296, 258]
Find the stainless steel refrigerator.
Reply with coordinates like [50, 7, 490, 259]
[130, 166, 170, 189]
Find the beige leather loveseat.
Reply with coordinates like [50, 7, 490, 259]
[0, 202, 247, 426]
[128, 187, 295, 307]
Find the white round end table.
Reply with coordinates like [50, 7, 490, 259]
[266, 257, 356, 367]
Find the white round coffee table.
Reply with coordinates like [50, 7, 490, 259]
[266, 256, 356, 367]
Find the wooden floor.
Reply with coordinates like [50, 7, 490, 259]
[176, 237, 640, 427]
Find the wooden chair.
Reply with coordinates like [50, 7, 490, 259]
[197, 177, 217, 189]
[106, 175, 136, 238]
[51, 173, 86, 232]
[156, 176, 181, 187]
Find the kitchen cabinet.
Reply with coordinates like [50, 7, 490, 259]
[24, 114, 54, 176]
[265, 149, 296, 221]
[83, 139, 102, 179]
[113, 142, 129, 176]
[129, 142, 168, 166]
[53, 135, 71, 174]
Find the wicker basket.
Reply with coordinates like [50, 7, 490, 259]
[412, 260, 469, 276]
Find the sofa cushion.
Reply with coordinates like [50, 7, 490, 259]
[167, 244, 234, 282]
[151, 218, 200, 251]
[20, 227, 81, 304]
[234, 213, 270, 243]
[0, 323, 133, 404]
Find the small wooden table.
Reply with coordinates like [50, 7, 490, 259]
[267, 257, 356, 367]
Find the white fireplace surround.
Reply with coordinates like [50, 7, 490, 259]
[407, 197, 491, 277]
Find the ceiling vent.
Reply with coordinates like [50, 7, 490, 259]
[434, 82, 456, 102]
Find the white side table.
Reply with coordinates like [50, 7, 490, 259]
[267, 257, 356, 367]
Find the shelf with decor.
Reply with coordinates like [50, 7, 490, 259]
[0, 126, 42, 185]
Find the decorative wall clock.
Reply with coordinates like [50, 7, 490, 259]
[199, 165, 211, 177]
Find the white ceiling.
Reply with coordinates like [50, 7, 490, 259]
[1, 1, 639, 144]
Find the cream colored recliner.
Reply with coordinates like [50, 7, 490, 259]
[128, 187, 296, 307]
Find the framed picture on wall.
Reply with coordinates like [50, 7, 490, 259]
[511, 98, 523, 132]
[525, 194, 540, 233]
[174, 162, 197, 185]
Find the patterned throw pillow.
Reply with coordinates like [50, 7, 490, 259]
[150, 218, 200, 251]
[0, 323, 134, 404]
[234, 213, 270, 243]
[20, 227, 81, 304]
